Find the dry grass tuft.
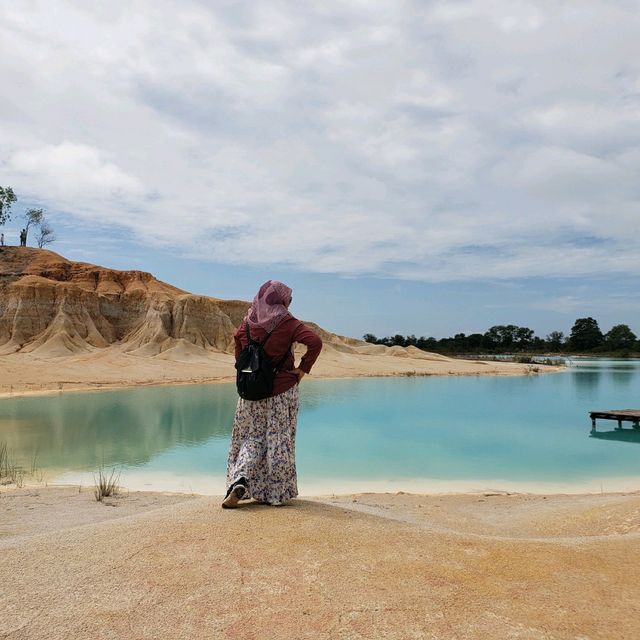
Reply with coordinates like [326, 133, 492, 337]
[0, 441, 26, 487]
[94, 466, 121, 502]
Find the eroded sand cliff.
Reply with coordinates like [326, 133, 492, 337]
[0, 246, 542, 395]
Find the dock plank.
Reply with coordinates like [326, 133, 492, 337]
[590, 410, 640, 418]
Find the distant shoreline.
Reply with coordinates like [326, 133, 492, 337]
[0, 363, 564, 401]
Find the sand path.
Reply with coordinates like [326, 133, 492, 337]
[1, 487, 639, 639]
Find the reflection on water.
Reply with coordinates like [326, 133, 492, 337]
[590, 428, 640, 445]
[571, 359, 640, 399]
[611, 368, 634, 387]
[571, 358, 640, 396]
[572, 370, 601, 396]
[0, 385, 236, 471]
[0, 358, 639, 490]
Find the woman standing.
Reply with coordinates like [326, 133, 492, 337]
[223, 280, 322, 508]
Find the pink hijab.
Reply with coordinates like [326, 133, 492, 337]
[246, 280, 293, 333]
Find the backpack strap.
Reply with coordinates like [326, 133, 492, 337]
[245, 322, 290, 371]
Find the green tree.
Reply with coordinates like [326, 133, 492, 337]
[569, 317, 604, 351]
[530, 336, 546, 351]
[480, 325, 536, 352]
[416, 336, 438, 351]
[482, 325, 515, 351]
[363, 334, 378, 344]
[0, 186, 17, 226]
[545, 331, 565, 351]
[514, 327, 534, 350]
[482, 326, 502, 351]
[454, 337, 465, 351]
[604, 324, 637, 353]
[466, 333, 483, 351]
[23, 208, 44, 245]
[393, 334, 407, 347]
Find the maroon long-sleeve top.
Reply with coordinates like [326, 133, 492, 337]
[234, 315, 323, 397]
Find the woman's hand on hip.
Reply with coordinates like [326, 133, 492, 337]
[290, 368, 306, 382]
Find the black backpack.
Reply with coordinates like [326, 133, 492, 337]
[235, 324, 290, 400]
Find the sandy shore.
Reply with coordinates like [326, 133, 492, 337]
[1, 486, 639, 639]
[0, 347, 557, 399]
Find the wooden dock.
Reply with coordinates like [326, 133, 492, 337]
[590, 409, 640, 431]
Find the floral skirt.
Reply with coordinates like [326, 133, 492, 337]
[226, 384, 300, 504]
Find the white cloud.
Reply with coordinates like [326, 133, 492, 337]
[10, 142, 143, 198]
[0, 0, 639, 281]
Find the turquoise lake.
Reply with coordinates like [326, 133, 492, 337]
[1, 358, 639, 494]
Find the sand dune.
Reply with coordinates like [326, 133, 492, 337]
[0, 246, 548, 396]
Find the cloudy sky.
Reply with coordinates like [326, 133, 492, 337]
[1, 1, 639, 338]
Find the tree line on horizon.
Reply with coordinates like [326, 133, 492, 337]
[364, 317, 639, 356]
[0, 185, 56, 248]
